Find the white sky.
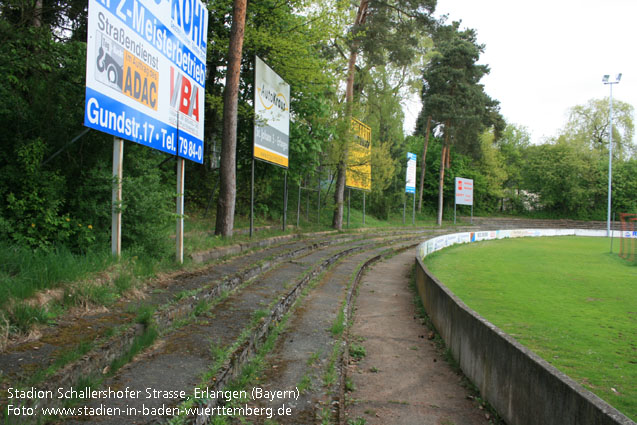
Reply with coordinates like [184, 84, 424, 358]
[403, 0, 637, 144]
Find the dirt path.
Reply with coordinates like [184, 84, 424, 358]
[345, 249, 491, 425]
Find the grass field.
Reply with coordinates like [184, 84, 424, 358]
[423, 236, 637, 421]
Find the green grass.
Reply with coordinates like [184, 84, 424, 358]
[0, 203, 445, 343]
[0, 243, 113, 307]
[423, 236, 637, 421]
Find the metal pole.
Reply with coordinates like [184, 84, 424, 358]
[306, 174, 309, 220]
[347, 188, 350, 228]
[610, 211, 615, 253]
[471, 203, 473, 224]
[607, 83, 614, 238]
[250, 158, 255, 237]
[176, 158, 185, 264]
[297, 183, 301, 228]
[283, 170, 288, 232]
[412, 192, 415, 225]
[454, 199, 457, 225]
[403, 195, 406, 225]
[111, 137, 123, 257]
[363, 192, 366, 225]
[317, 172, 321, 225]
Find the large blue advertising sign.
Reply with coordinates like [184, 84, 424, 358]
[84, 0, 208, 163]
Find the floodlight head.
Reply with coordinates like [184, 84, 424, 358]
[616, 73, 622, 82]
[602, 75, 610, 83]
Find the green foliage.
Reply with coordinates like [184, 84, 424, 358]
[419, 20, 504, 158]
[522, 141, 605, 219]
[0, 241, 112, 308]
[563, 98, 635, 159]
[119, 147, 174, 258]
[612, 159, 637, 213]
[7, 302, 52, 333]
[349, 343, 366, 360]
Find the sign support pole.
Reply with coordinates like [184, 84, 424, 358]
[297, 182, 301, 228]
[176, 158, 185, 263]
[363, 192, 366, 225]
[412, 192, 415, 225]
[454, 199, 457, 225]
[347, 188, 351, 228]
[283, 170, 288, 231]
[306, 175, 309, 220]
[250, 158, 255, 237]
[403, 195, 406, 225]
[111, 137, 123, 257]
[317, 172, 321, 225]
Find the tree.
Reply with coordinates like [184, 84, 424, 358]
[331, 0, 436, 230]
[418, 21, 503, 225]
[522, 138, 604, 218]
[562, 98, 635, 159]
[215, 0, 247, 237]
[495, 123, 531, 211]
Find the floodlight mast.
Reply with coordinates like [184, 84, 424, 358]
[603, 73, 622, 238]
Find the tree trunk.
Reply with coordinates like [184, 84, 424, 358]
[445, 143, 451, 169]
[417, 115, 431, 212]
[32, 0, 42, 27]
[437, 122, 450, 226]
[332, 0, 369, 231]
[215, 0, 247, 237]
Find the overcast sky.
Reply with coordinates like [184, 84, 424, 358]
[403, 0, 637, 144]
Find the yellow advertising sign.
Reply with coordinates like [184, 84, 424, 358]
[346, 118, 372, 191]
[122, 50, 159, 111]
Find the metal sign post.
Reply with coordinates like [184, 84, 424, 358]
[283, 170, 288, 231]
[347, 188, 351, 228]
[363, 192, 366, 225]
[111, 137, 123, 257]
[176, 158, 185, 263]
[297, 182, 302, 228]
[317, 172, 321, 225]
[412, 192, 416, 225]
[250, 158, 255, 237]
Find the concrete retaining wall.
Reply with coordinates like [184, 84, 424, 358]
[414, 231, 635, 425]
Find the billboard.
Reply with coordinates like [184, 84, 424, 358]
[84, 0, 208, 163]
[455, 177, 473, 206]
[346, 118, 372, 191]
[254, 56, 290, 168]
[405, 152, 416, 194]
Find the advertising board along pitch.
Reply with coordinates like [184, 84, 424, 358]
[455, 177, 473, 205]
[84, 0, 208, 164]
[405, 152, 417, 194]
[346, 118, 372, 191]
[254, 56, 290, 168]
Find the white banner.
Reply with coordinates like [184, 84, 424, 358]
[84, 0, 208, 163]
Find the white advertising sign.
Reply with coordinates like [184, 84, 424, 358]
[254, 56, 290, 168]
[405, 152, 417, 194]
[84, 0, 208, 163]
[455, 177, 473, 206]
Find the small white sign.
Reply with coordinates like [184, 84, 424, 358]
[455, 177, 473, 206]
